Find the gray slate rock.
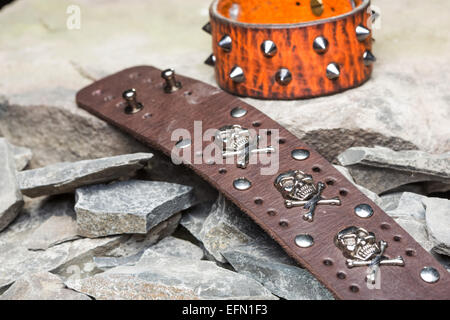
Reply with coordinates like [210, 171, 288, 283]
[18, 153, 153, 197]
[75, 180, 194, 237]
[0, 138, 24, 232]
[0, 272, 91, 300]
[222, 246, 334, 300]
[337, 146, 450, 194]
[423, 197, 450, 256]
[10, 143, 32, 171]
[66, 250, 277, 300]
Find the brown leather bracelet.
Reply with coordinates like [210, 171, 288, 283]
[205, 0, 375, 99]
[76, 66, 450, 300]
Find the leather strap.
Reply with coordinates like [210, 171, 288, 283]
[207, 0, 375, 99]
[76, 66, 450, 300]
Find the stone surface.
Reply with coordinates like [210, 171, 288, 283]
[0, 272, 91, 300]
[423, 197, 450, 256]
[337, 146, 450, 194]
[0, 0, 449, 169]
[66, 250, 277, 300]
[0, 138, 24, 232]
[10, 143, 32, 171]
[18, 153, 153, 198]
[75, 180, 194, 237]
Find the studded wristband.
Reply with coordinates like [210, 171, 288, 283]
[77, 66, 449, 300]
[204, 0, 375, 99]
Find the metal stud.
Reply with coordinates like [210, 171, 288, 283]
[291, 148, 310, 160]
[233, 177, 252, 191]
[218, 35, 232, 52]
[229, 66, 245, 83]
[175, 139, 191, 149]
[354, 204, 374, 218]
[202, 22, 212, 34]
[313, 36, 329, 54]
[161, 68, 182, 93]
[356, 25, 371, 42]
[310, 0, 324, 16]
[420, 267, 440, 283]
[204, 54, 216, 66]
[230, 107, 247, 118]
[363, 50, 376, 66]
[295, 234, 314, 248]
[326, 63, 340, 80]
[122, 88, 143, 114]
[275, 68, 292, 86]
[261, 40, 277, 58]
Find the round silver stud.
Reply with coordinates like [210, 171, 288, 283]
[275, 68, 292, 86]
[291, 148, 310, 161]
[326, 63, 340, 80]
[261, 40, 277, 58]
[233, 177, 252, 191]
[230, 107, 247, 118]
[420, 267, 440, 284]
[175, 139, 191, 149]
[295, 234, 314, 248]
[354, 204, 374, 218]
[313, 36, 329, 54]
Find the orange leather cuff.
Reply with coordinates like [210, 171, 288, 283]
[207, 0, 375, 99]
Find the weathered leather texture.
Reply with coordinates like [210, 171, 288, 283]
[77, 66, 450, 300]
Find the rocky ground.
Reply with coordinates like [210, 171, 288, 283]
[0, 0, 449, 300]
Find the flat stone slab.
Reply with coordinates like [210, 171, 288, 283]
[0, 272, 91, 300]
[337, 146, 450, 194]
[66, 250, 276, 300]
[75, 180, 195, 237]
[424, 197, 450, 256]
[0, 138, 24, 232]
[18, 153, 153, 197]
[10, 143, 32, 171]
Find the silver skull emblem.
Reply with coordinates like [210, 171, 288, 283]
[274, 170, 340, 222]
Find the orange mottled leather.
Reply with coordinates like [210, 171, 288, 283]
[209, 0, 373, 99]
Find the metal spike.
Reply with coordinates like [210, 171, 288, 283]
[275, 68, 292, 86]
[204, 54, 216, 66]
[218, 35, 232, 52]
[326, 63, 340, 80]
[313, 36, 329, 54]
[202, 22, 212, 34]
[362, 50, 376, 66]
[261, 40, 277, 58]
[229, 66, 245, 83]
[356, 25, 371, 42]
[371, 10, 380, 24]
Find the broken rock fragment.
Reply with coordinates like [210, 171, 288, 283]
[75, 180, 195, 237]
[18, 153, 153, 197]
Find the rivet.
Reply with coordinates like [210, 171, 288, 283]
[275, 68, 292, 86]
[356, 25, 371, 42]
[326, 63, 340, 80]
[175, 139, 191, 149]
[218, 35, 232, 52]
[310, 0, 324, 16]
[233, 177, 252, 191]
[261, 40, 277, 58]
[229, 66, 245, 83]
[161, 68, 182, 93]
[230, 107, 247, 118]
[295, 234, 314, 248]
[122, 89, 143, 114]
[313, 36, 329, 54]
[291, 149, 310, 160]
[420, 267, 440, 284]
[354, 204, 374, 218]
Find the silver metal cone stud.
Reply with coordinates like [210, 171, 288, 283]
[313, 36, 329, 54]
[202, 22, 212, 34]
[326, 63, 340, 80]
[362, 50, 376, 66]
[275, 68, 292, 85]
[356, 25, 371, 42]
[218, 35, 232, 52]
[204, 54, 216, 66]
[229, 66, 245, 83]
[261, 40, 277, 57]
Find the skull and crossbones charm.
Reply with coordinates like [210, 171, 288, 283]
[215, 125, 275, 169]
[335, 226, 405, 284]
[274, 170, 341, 222]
